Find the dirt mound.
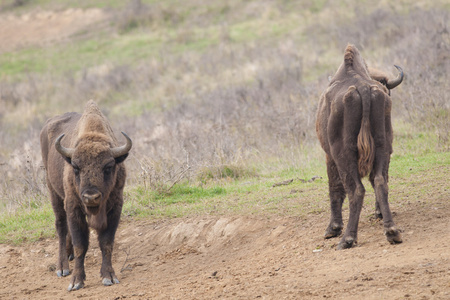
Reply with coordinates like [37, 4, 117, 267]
[1, 197, 449, 299]
[0, 8, 106, 53]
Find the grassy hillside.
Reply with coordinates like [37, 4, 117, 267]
[0, 0, 449, 242]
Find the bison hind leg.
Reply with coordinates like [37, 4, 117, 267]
[324, 157, 346, 240]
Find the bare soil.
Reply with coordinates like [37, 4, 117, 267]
[1, 172, 449, 300]
[0, 8, 106, 53]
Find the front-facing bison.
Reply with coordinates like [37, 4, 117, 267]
[40, 100, 132, 291]
[316, 44, 403, 250]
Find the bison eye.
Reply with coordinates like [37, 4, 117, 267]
[103, 163, 114, 176]
[72, 164, 80, 176]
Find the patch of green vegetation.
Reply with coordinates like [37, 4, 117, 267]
[0, 32, 163, 77]
[0, 203, 55, 245]
[390, 151, 449, 177]
[197, 163, 258, 183]
[163, 26, 221, 54]
[122, 183, 227, 218]
[1, 48, 50, 75]
[228, 20, 261, 43]
[390, 127, 449, 176]
[309, 0, 327, 13]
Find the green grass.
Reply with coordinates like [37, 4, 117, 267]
[0, 32, 164, 77]
[0, 4, 301, 78]
[0, 203, 55, 245]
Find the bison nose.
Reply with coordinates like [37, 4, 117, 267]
[82, 191, 102, 207]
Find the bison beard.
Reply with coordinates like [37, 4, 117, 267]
[316, 44, 403, 249]
[40, 100, 132, 291]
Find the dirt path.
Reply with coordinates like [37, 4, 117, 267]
[0, 8, 106, 53]
[1, 190, 449, 299]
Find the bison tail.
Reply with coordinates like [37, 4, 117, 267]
[357, 87, 375, 178]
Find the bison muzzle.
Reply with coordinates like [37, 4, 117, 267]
[40, 100, 132, 291]
[316, 44, 403, 250]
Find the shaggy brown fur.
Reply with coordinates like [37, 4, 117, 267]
[316, 44, 403, 249]
[40, 100, 132, 291]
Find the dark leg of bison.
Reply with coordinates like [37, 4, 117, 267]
[337, 170, 365, 250]
[67, 206, 89, 292]
[372, 173, 401, 244]
[330, 88, 365, 250]
[66, 233, 74, 261]
[97, 202, 122, 286]
[49, 189, 70, 277]
[370, 160, 402, 245]
[370, 172, 383, 220]
[337, 180, 366, 250]
[370, 88, 402, 245]
[374, 200, 383, 219]
[325, 157, 346, 239]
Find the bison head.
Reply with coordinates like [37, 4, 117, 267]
[369, 65, 404, 91]
[330, 45, 404, 93]
[55, 132, 132, 216]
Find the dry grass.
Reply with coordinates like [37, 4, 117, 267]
[0, 0, 449, 210]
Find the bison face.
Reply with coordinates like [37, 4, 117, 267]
[70, 149, 125, 214]
[55, 132, 131, 215]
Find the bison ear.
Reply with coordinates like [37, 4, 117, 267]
[114, 153, 129, 164]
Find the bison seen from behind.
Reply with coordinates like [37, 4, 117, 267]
[40, 100, 132, 290]
[316, 44, 403, 249]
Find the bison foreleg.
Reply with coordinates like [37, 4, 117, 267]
[334, 164, 365, 250]
[49, 190, 70, 278]
[98, 202, 122, 286]
[66, 232, 74, 261]
[67, 207, 89, 291]
[374, 200, 383, 219]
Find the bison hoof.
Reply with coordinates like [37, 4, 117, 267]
[324, 223, 342, 239]
[67, 282, 84, 291]
[337, 236, 355, 250]
[57, 269, 70, 277]
[102, 277, 120, 286]
[374, 211, 383, 220]
[385, 227, 402, 244]
[68, 254, 74, 261]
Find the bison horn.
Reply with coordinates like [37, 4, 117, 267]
[111, 132, 132, 158]
[386, 65, 404, 90]
[55, 134, 75, 159]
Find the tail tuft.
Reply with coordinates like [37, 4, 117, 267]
[357, 118, 374, 177]
[357, 86, 375, 177]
